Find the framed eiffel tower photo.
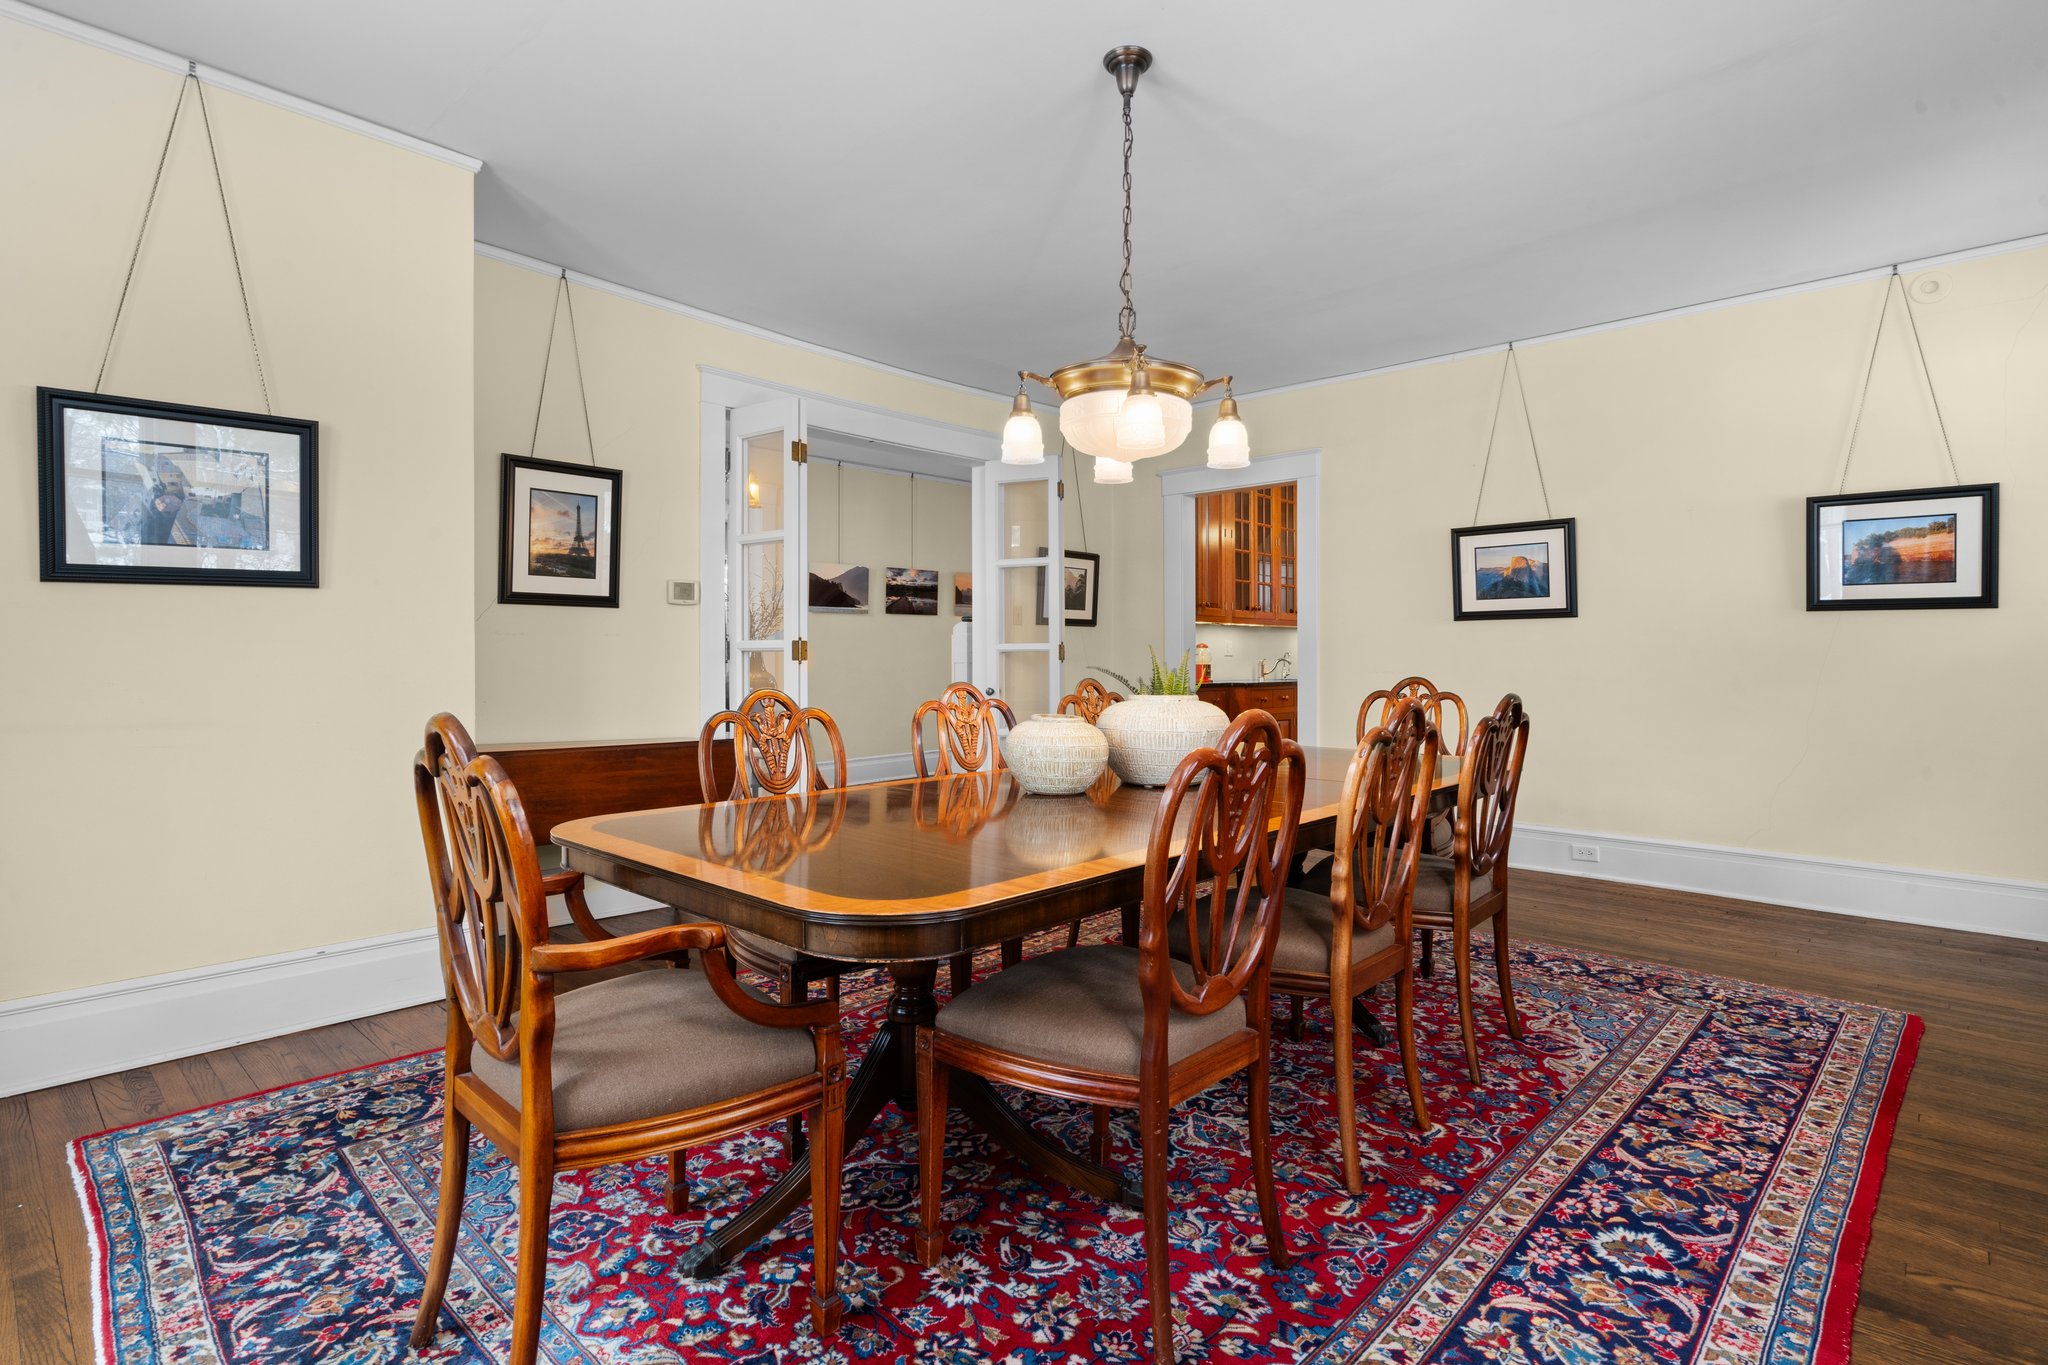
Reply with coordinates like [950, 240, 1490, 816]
[498, 453, 623, 607]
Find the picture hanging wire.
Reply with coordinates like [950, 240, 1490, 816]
[1835, 266, 1962, 494]
[1063, 435, 1088, 551]
[1470, 342, 1552, 524]
[95, 62, 271, 413]
[528, 268, 598, 465]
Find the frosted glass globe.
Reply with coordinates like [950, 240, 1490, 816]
[1001, 409, 1045, 463]
[1057, 388, 1192, 459]
[1093, 456, 1134, 484]
[1206, 413, 1250, 469]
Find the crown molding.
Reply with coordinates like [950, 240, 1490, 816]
[1226, 228, 2048, 404]
[2, 0, 482, 173]
[475, 241, 1010, 404]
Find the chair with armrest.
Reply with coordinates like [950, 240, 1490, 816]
[915, 711, 1305, 1365]
[409, 718, 846, 1363]
[1410, 694, 1531, 1082]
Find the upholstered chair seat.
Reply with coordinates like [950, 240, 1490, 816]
[1171, 890, 1397, 978]
[1411, 858, 1496, 919]
[935, 945, 1248, 1076]
[469, 970, 818, 1132]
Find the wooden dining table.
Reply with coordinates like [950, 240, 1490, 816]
[553, 745, 1459, 1275]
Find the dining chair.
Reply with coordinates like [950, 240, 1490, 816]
[410, 718, 847, 1362]
[1264, 704, 1439, 1189]
[1357, 676, 1467, 856]
[915, 711, 1306, 1365]
[700, 689, 862, 1155]
[1411, 694, 1531, 1082]
[1058, 676, 1124, 725]
[912, 681, 1025, 992]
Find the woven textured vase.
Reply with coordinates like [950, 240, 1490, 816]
[1095, 695, 1230, 788]
[1000, 713, 1110, 796]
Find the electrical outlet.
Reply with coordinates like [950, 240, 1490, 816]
[1569, 843, 1600, 864]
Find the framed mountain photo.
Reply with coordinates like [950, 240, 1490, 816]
[1807, 484, 1997, 611]
[1450, 517, 1577, 621]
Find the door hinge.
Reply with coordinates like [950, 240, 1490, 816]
[791, 439, 808, 464]
[1058, 641, 1066, 661]
[1056, 479, 1065, 500]
[792, 638, 810, 662]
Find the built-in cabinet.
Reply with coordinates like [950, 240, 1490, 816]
[1197, 681, 1298, 741]
[1194, 482, 1297, 626]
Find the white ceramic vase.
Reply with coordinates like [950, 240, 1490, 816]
[1001, 712, 1110, 796]
[1096, 695, 1230, 788]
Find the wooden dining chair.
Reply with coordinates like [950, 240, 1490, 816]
[1411, 694, 1531, 1082]
[911, 681, 1024, 992]
[410, 719, 847, 1362]
[1058, 676, 1124, 725]
[916, 712, 1306, 1365]
[1358, 676, 1467, 856]
[700, 689, 861, 1156]
[1265, 705, 1439, 1188]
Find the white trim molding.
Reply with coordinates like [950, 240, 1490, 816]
[1513, 824, 2047, 943]
[0, 885, 657, 1098]
[2, 0, 483, 172]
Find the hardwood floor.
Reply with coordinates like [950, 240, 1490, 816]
[1, 873, 2041, 1363]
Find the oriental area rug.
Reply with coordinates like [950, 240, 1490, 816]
[71, 919, 1919, 1364]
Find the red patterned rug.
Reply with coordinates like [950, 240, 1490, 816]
[72, 918, 1918, 1363]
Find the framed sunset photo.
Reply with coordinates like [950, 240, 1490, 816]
[498, 454, 623, 607]
[1450, 517, 1577, 621]
[1807, 484, 1997, 611]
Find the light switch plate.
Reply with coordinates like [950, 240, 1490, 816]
[667, 580, 698, 606]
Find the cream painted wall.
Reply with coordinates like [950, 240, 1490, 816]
[0, 23, 477, 999]
[472, 255, 1007, 742]
[1118, 247, 2048, 883]
[806, 463, 972, 759]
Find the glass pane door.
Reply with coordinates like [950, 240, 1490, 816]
[972, 454, 1061, 720]
[729, 397, 806, 708]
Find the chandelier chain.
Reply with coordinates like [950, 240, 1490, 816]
[1118, 88, 1136, 340]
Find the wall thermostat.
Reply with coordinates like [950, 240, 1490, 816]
[667, 580, 699, 605]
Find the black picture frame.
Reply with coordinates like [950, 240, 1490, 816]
[497, 453, 624, 608]
[1036, 548, 1102, 627]
[37, 387, 319, 587]
[1806, 483, 1998, 611]
[1449, 517, 1577, 621]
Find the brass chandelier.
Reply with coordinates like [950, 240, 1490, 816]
[1001, 46, 1249, 483]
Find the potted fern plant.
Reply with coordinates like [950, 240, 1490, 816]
[1089, 649, 1230, 787]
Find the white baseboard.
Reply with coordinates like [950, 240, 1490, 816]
[1512, 824, 2047, 942]
[9, 825, 2038, 1098]
[0, 887, 660, 1099]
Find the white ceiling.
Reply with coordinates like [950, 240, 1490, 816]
[33, 0, 2048, 395]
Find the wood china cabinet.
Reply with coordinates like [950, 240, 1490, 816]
[1194, 482, 1297, 626]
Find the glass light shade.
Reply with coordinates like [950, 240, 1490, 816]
[1115, 387, 1166, 451]
[1001, 408, 1045, 464]
[1207, 413, 1250, 469]
[1093, 455, 1134, 484]
[1057, 388, 1193, 460]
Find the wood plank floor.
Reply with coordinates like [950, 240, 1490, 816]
[1, 872, 2041, 1363]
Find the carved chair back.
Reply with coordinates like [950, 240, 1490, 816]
[1357, 675, 1469, 756]
[1058, 678, 1124, 725]
[911, 681, 1016, 777]
[1452, 694, 1531, 882]
[1332, 706, 1440, 941]
[699, 689, 849, 800]
[415, 719, 549, 1067]
[1138, 712, 1306, 1028]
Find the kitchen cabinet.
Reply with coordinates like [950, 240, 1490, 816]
[1197, 681, 1298, 741]
[1194, 482, 1297, 626]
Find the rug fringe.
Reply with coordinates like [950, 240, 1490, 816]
[68, 1138, 113, 1365]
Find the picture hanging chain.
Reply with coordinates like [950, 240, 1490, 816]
[1836, 267, 1962, 494]
[528, 268, 598, 465]
[1064, 435, 1088, 551]
[1471, 343, 1552, 523]
[95, 63, 271, 413]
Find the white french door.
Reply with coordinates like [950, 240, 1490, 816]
[727, 397, 808, 707]
[971, 454, 1063, 719]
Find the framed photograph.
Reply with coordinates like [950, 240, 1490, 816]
[952, 572, 973, 619]
[809, 562, 869, 613]
[884, 566, 939, 615]
[1450, 517, 1577, 621]
[1036, 549, 1102, 627]
[498, 454, 622, 607]
[1808, 483, 1997, 610]
[37, 387, 318, 587]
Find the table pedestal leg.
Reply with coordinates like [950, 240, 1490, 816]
[679, 961, 936, 1277]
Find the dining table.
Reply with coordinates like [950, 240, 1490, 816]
[553, 744, 1460, 1276]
